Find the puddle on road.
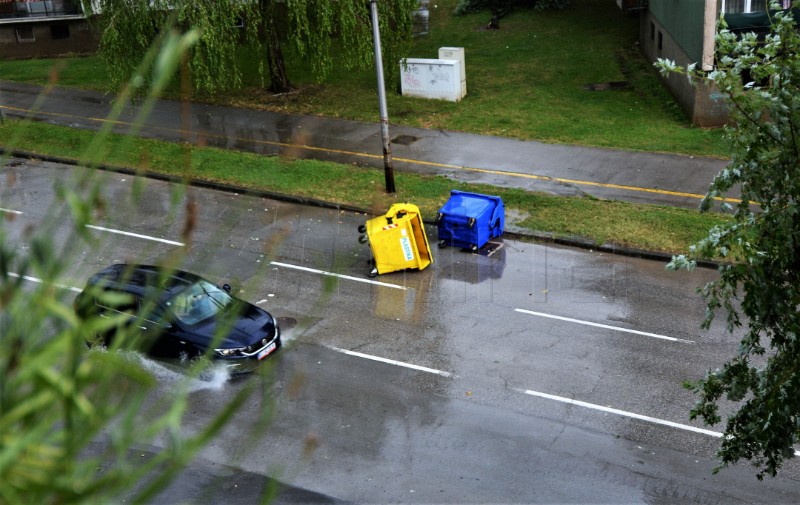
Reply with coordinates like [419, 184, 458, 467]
[136, 353, 234, 392]
[277, 316, 297, 331]
[88, 348, 233, 392]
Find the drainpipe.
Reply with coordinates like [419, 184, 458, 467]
[702, 0, 717, 71]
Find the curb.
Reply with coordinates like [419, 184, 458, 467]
[1, 148, 719, 270]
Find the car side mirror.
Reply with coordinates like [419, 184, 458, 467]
[222, 283, 232, 293]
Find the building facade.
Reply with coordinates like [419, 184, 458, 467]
[636, 0, 790, 127]
[0, 0, 96, 59]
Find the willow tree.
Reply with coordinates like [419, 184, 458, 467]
[83, 0, 419, 94]
[658, 4, 800, 479]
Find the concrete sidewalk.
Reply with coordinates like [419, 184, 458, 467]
[0, 80, 731, 210]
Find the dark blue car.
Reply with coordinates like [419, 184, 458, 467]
[74, 264, 281, 374]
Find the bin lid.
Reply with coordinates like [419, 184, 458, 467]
[441, 191, 498, 216]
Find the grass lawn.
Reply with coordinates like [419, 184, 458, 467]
[0, 0, 729, 158]
[0, 119, 729, 255]
[0, 0, 733, 256]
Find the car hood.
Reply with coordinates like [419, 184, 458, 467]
[189, 303, 276, 348]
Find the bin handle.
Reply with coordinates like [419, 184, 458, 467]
[491, 201, 502, 221]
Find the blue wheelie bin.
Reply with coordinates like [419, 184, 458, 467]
[436, 190, 504, 252]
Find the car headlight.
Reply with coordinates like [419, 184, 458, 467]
[215, 347, 244, 357]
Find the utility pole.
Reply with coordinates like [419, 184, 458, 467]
[369, 0, 396, 194]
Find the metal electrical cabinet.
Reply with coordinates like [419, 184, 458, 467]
[436, 190, 504, 252]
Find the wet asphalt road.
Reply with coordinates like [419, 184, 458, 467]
[3, 158, 798, 504]
[0, 80, 732, 209]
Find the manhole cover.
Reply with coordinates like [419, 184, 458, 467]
[392, 135, 418, 146]
[583, 81, 630, 91]
[277, 317, 297, 330]
[475, 238, 505, 257]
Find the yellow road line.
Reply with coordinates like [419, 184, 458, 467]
[1, 104, 738, 204]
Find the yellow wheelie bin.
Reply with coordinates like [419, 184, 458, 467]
[359, 203, 433, 277]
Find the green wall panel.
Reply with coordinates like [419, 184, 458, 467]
[650, 0, 707, 62]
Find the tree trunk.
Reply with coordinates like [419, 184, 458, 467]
[259, 0, 292, 93]
[488, 0, 513, 28]
[267, 27, 292, 93]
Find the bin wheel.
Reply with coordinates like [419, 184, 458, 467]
[470, 244, 478, 253]
[358, 234, 369, 244]
[468, 217, 476, 229]
[438, 239, 447, 248]
[368, 268, 378, 278]
[358, 224, 367, 234]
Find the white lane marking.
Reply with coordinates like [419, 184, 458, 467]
[9, 272, 82, 293]
[270, 261, 407, 290]
[1, 207, 23, 215]
[85, 224, 185, 246]
[516, 388, 721, 437]
[514, 387, 800, 456]
[515, 308, 693, 343]
[325, 345, 452, 377]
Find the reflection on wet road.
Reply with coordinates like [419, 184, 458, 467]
[3, 159, 798, 503]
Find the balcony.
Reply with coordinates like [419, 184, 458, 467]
[0, 0, 83, 20]
[616, 0, 648, 11]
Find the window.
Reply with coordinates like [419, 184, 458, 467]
[16, 26, 35, 43]
[139, 299, 168, 325]
[165, 280, 232, 326]
[719, 0, 782, 13]
[50, 24, 69, 40]
[658, 31, 663, 52]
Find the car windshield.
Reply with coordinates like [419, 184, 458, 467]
[165, 280, 233, 326]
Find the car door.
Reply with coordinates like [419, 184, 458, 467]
[137, 299, 199, 359]
[95, 288, 141, 346]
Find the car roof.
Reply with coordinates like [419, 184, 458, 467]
[87, 264, 203, 299]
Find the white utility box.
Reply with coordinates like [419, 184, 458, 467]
[438, 47, 466, 99]
[400, 58, 462, 102]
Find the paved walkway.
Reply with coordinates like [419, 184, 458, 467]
[0, 81, 731, 210]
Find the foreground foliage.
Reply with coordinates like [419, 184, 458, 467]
[0, 30, 275, 504]
[659, 3, 800, 478]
